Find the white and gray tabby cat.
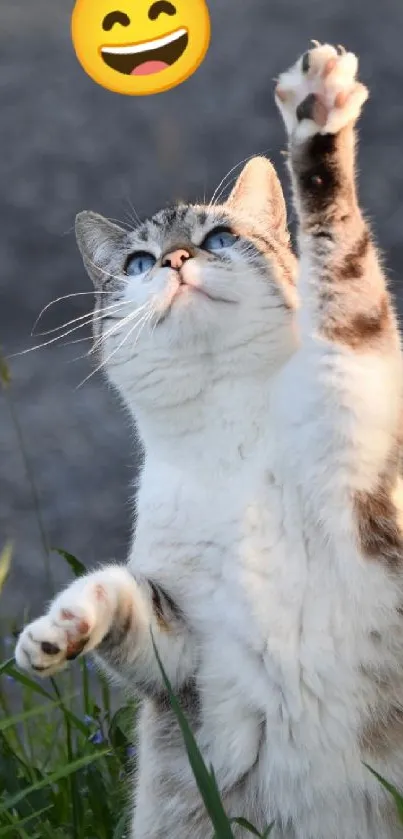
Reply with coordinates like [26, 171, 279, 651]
[16, 44, 403, 838]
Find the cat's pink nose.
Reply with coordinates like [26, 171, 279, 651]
[162, 249, 191, 270]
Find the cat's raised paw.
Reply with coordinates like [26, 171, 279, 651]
[15, 579, 113, 677]
[275, 43, 368, 140]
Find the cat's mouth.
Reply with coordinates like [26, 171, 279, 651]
[156, 283, 238, 324]
[100, 29, 188, 76]
[175, 285, 233, 304]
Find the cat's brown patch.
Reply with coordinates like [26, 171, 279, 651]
[150, 581, 170, 631]
[98, 604, 133, 654]
[291, 127, 359, 228]
[66, 637, 89, 660]
[354, 481, 403, 567]
[360, 703, 403, 758]
[338, 230, 370, 280]
[324, 296, 391, 349]
[148, 579, 183, 632]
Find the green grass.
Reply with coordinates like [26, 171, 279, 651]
[0, 652, 135, 838]
[3, 350, 403, 837]
[0, 351, 135, 838]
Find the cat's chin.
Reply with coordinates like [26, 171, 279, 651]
[156, 282, 238, 323]
[148, 288, 237, 346]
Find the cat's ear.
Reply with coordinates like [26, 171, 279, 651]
[75, 211, 127, 288]
[226, 157, 288, 241]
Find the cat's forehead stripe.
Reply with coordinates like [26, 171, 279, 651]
[130, 205, 231, 252]
[138, 226, 150, 242]
[197, 210, 207, 226]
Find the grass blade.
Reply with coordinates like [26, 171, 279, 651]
[50, 678, 81, 839]
[1, 663, 88, 734]
[151, 634, 235, 839]
[1, 663, 51, 701]
[364, 764, 403, 823]
[0, 749, 110, 814]
[3, 388, 52, 593]
[113, 812, 129, 839]
[0, 658, 14, 677]
[0, 543, 12, 593]
[52, 549, 86, 578]
[231, 817, 263, 836]
[0, 350, 10, 388]
[0, 806, 52, 836]
[0, 697, 72, 732]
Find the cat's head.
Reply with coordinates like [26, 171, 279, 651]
[75, 157, 297, 411]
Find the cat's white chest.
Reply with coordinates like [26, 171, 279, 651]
[134, 449, 394, 801]
[191, 475, 382, 767]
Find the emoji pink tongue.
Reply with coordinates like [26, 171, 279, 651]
[131, 60, 169, 76]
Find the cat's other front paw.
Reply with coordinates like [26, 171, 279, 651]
[275, 43, 368, 141]
[15, 569, 131, 677]
[15, 608, 93, 677]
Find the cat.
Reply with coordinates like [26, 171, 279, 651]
[16, 44, 403, 838]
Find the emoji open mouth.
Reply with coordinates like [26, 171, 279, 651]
[101, 28, 188, 76]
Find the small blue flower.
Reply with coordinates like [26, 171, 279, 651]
[126, 746, 137, 760]
[84, 715, 95, 726]
[89, 730, 104, 745]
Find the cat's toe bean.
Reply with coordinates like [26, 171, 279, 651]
[275, 44, 367, 138]
[15, 616, 70, 676]
[40, 641, 61, 656]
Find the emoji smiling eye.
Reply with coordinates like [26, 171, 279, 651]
[125, 252, 156, 277]
[148, 1, 177, 21]
[102, 11, 131, 31]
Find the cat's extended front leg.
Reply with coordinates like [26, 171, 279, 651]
[275, 44, 383, 351]
[274, 45, 403, 530]
[15, 565, 195, 694]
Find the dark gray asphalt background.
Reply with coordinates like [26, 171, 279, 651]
[2, 0, 403, 624]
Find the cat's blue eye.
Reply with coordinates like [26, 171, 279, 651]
[125, 252, 156, 277]
[201, 228, 238, 252]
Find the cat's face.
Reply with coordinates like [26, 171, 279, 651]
[76, 158, 297, 407]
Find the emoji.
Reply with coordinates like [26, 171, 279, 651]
[71, 0, 211, 96]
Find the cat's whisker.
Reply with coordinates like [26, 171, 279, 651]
[105, 216, 133, 231]
[131, 308, 154, 350]
[8, 309, 124, 360]
[209, 156, 255, 208]
[108, 306, 153, 356]
[83, 256, 131, 287]
[210, 146, 273, 208]
[62, 336, 93, 348]
[78, 306, 153, 389]
[91, 302, 150, 355]
[213, 178, 240, 207]
[33, 300, 130, 338]
[65, 343, 98, 364]
[31, 290, 117, 334]
[150, 308, 161, 339]
[123, 198, 142, 229]
[91, 305, 149, 360]
[124, 212, 142, 231]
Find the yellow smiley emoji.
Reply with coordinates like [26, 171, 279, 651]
[71, 0, 211, 96]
